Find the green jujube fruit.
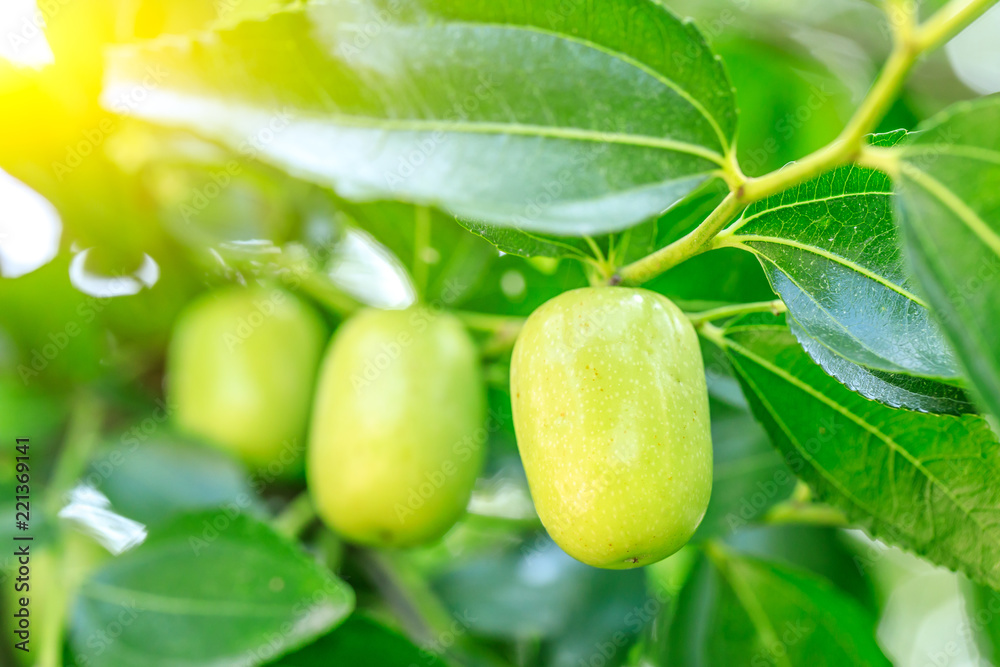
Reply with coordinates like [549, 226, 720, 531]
[511, 287, 713, 569]
[167, 286, 326, 471]
[308, 307, 486, 547]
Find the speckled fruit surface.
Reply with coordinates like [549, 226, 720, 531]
[511, 287, 713, 569]
[168, 286, 326, 471]
[308, 307, 486, 548]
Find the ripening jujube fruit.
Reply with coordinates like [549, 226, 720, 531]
[308, 307, 486, 547]
[167, 286, 327, 471]
[511, 286, 713, 569]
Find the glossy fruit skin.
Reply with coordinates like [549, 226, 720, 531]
[308, 307, 486, 547]
[511, 287, 712, 569]
[167, 286, 326, 471]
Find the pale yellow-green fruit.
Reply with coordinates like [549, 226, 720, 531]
[167, 286, 326, 472]
[511, 287, 713, 569]
[308, 307, 486, 547]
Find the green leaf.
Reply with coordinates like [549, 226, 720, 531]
[729, 526, 876, 613]
[694, 397, 794, 540]
[92, 435, 264, 526]
[70, 511, 354, 667]
[666, 548, 891, 667]
[102, 0, 736, 235]
[712, 314, 1000, 589]
[272, 615, 447, 666]
[432, 537, 647, 667]
[455, 219, 594, 260]
[966, 584, 1000, 663]
[789, 321, 974, 415]
[722, 131, 960, 382]
[894, 97, 1000, 418]
[338, 201, 499, 305]
[454, 179, 729, 261]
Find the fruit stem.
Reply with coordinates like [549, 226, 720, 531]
[686, 300, 786, 326]
[273, 491, 318, 539]
[915, 0, 998, 52]
[46, 392, 104, 516]
[763, 501, 850, 528]
[696, 322, 729, 349]
[856, 145, 902, 178]
[413, 206, 433, 300]
[616, 191, 743, 285]
[613, 0, 997, 286]
[454, 311, 526, 333]
[265, 245, 363, 317]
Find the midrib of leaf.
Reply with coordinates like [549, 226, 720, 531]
[512, 229, 592, 258]
[778, 575, 875, 662]
[270, 114, 729, 165]
[732, 234, 928, 307]
[900, 163, 1000, 256]
[446, 20, 732, 153]
[711, 556, 794, 667]
[901, 144, 1000, 166]
[728, 188, 891, 235]
[900, 190, 1000, 403]
[723, 334, 998, 543]
[81, 580, 310, 617]
[736, 252, 931, 378]
[128, 87, 731, 170]
[725, 352, 877, 517]
[117, 13, 733, 164]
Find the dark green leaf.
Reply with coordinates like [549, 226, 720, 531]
[722, 131, 959, 381]
[103, 0, 736, 235]
[713, 314, 1000, 589]
[272, 615, 447, 666]
[789, 321, 974, 415]
[665, 548, 891, 667]
[894, 97, 1000, 418]
[70, 511, 354, 667]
